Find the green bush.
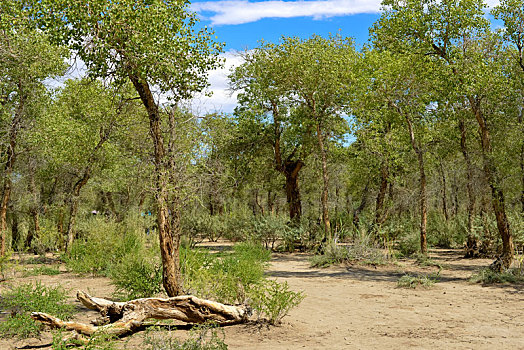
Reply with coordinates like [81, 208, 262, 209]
[182, 243, 270, 304]
[23, 265, 61, 277]
[469, 267, 524, 284]
[52, 329, 117, 350]
[310, 236, 387, 268]
[110, 252, 162, 300]
[397, 272, 439, 289]
[250, 280, 305, 325]
[63, 217, 145, 275]
[0, 282, 75, 338]
[144, 323, 227, 350]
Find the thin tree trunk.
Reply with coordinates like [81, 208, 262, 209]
[283, 161, 303, 222]
[65, 172, 90, 252]
[374, 162, 389, 229]
[316, 122, 331, 236]
[438, 160, 449, 221]
[25, 161, 40, 250]
[10, 205, 19, 251]
[129, 74, 182, 297]
[468, 99, 513, 268]
[405, 115, 427, 255]
[353, 181, 369, 229]
[459, 118, 476, 235]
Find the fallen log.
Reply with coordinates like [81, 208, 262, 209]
[31, 291, 249, 337]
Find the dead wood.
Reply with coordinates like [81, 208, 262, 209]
[31, 290, 249, 337]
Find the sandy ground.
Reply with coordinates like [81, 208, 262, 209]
[0, 249, 523, 349]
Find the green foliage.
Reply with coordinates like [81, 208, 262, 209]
[0, 282, 74, 338]
[470, 267, 524, 284]
[310, 237, 387, 268]
[23, 265, 61, 277]
[397, 272, 439, 289]
[144, 323, 227, 350]
[63, 217, 145, 275]
[52, 329, 118, 350]
[110, 253, 162, 300]
[250, 280, 305, 325]
[182, 243, 270, 304]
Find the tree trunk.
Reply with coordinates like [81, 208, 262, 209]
[283, 161, 303, 222]
[65, 172, 89, 252]
[353, 181, 369, 229]
[458, 118, 476, 236]
[0, 96, 23, 255]
[438, 160, 449, 222]
[405, 115, 427, 255]
[316, 122, 331, 236]
[129, 74, 182, 297]
[25, 163, 40, 250]
[469, 99, 513, 268]
[374, 162, 389, 229]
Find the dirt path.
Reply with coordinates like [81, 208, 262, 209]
[223, 250, 524, 349]
[1, 249, 523, 349]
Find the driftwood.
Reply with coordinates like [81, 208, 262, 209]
[31, 291, 249, 337]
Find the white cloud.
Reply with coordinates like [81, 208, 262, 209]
[188, 51, 245, 114]
[191, 0, 383, 25]
[192, 0, 501, 26]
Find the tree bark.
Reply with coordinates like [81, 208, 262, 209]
[316, 122, 331, 236]
[405, 115, 427, 255]
[438, 160, 449, 222]
[468, 99, 513, 268]
[458, 118, 476, 236]
[374, 162, 389, 229]
[129, 74, 182, 297]
[283, 161, 303, 222]
[353, 181, 369, 229]
[65, 172, 90, 252]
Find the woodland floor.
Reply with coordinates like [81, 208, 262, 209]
[1, 247, 523, 350]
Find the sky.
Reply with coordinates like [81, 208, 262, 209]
[188, 0, 384, 113]
[186, 0, 502, 114]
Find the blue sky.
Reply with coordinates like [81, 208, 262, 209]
[187, 0, 500, 113]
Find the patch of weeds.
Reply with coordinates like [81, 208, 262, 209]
[250, 280, 305, 325]
[414, 254, 444, 269]
[144, 323, 228, 350]
[310, 237, 387, 268]
[469, 268, 524, 284]
[183, 243, 270, 304]
[397, 272, 439, 289]
[110, 253, 162, 300]
[0, 251, 15, 280]
[52, 329, 118, 350]
[0, 282, 75, 338]
[23, 265, 61, 277]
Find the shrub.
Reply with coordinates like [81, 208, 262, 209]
[182, 243, 270, 304]
[52, 329, 117, 350]
[23, 265, 61, 277]
[144, 323, 228, 350]
[63, 217, 145, 275]
[0, 282, 75, 338]
[469, 267, 524, 284]
[310, 236, 387, 268]
[250, 280, 305, 325]
[397, 272, 439, 289]
[110, 252, 162, 300]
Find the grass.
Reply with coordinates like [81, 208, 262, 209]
[469, 268, 524, 284]
[0, 282, 75, 338]
[397, 272, 440, 289]
[310, 237, 388, 268]
[143, 323, 228, 350]
[23, 265, 61, 277]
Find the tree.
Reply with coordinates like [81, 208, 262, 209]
[372, 0, 515, 267]
[32, 0, 223, 295]
[0, 2, 67, 255]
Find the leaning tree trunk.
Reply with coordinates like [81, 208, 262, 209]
[316, 122, 331, 236]
[469, 100, 513, 268]
[129, 74, 182, 297]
